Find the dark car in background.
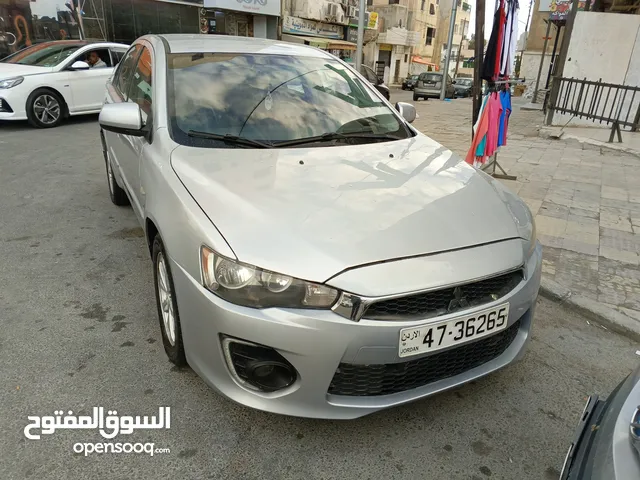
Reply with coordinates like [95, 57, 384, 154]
[413, 72, 454, 101]
[347, 62, 390, 100]
[560, 364, 640, 479]
[453, 77, 473, 98]
[402, 74, 419, 90]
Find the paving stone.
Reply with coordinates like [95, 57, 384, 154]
[599, 246, 640, 265]
[538, 234, 564, 248]
[539, 201, 570, 219]
[601, 185, 629, 201]
[600, 211, 633, 232]
[562, 239, 599, 256]
[536, 215, 567, 237]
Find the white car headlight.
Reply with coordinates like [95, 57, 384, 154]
[200, 246, 339, 309]
[0, 76, 24, 89]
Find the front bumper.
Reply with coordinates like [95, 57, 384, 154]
[0, 84, 28, 120]
[171, 243, 542, 419]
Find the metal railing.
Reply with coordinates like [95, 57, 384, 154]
[547, 77, 640, 131]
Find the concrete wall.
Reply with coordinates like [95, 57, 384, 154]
[520, 50, 554, 98]
[552, 12, 640, 127]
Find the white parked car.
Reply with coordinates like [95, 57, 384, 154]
[0, 40, 128, 128]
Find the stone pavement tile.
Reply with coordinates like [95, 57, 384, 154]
[544, 192, 573, 207]
[555, 250, 600, 297]
[550, 179, 577, 190]
[600, 210, 633, 232]
[519, 182, 549, 201]
[574, 182, 601, 195]
[630, 194, 640, 204]
[600, 227, 640, 253]
[562, 239, 599, 256]
[599, 246, 640, 265]
[541, 245, 563, 276]
[566, 220, 600, 238]
[600, 156, 624, 166]
[601, 185, 629, 201]
[571, 198, 600, 213]
[539, 201, 570, 219]
[522, 198, 542, 215]
[601, 197, 635, 211]
[538, 234, 564, 248]
[568, 208, 599, 221]
[536, 215, 567, 237]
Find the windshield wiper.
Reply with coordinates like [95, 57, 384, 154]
[187, 130, 272, 149]
[272, 132, 403, 148]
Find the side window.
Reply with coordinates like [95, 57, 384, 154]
[127, 47, 153, 121]
[110, 49, 126, 66]
[73, 48, 111, 68]
[113, 45, 142, 100]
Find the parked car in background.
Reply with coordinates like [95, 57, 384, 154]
[0, 40, 128, 127]
[453, 77, 473, 98]
[100, 34, 541, 419]
[560, 365, 640, 479]
[402, 74, 419, 90]
[346, 61, 390, 100]
[413, 72, 454, 100]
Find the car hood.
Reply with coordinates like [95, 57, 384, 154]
[171, 135, 522, 283]
[0, 63, 52, 78]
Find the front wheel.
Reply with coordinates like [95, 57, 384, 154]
[26, 89, 65, 128]
[153, 236, 187, 367]
[102, 132, 130, 206]
[413, 93, 419, 101]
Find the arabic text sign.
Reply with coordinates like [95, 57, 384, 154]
[539, 0, 586, 19]
[24, 406, 171, 440]
[282, 15, 343, 39]
[204, 0, 281, 17]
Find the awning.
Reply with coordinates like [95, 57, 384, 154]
[327, 40, 357, 51]
[411, 55, 439, 70]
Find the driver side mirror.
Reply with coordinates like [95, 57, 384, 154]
[396, 102, 416, 124]
[70, 60, 90, 71]
[99, 103, 146, 137]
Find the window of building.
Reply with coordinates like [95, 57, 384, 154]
[367, 0, 373, 5]
[389, 0, 400, 4]
[404, 54, 408, 62]
[421, 0, 425, 10]
[454, 24, 458, 34]
[426, 27, 435, 46]
[429, 3, 435, 14]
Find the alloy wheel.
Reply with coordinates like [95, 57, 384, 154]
[33, 94, 61, 125]
[156, 252, 176, 346]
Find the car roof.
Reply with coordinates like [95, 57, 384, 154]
[156, 34, 333, 59]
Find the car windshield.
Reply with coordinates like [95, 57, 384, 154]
[420, 73, 442, 82]
[2, 44, 83, 66]
[167, 53, 411, 148]
[409, 75, 419, 80]
[456, 79, 472, 86]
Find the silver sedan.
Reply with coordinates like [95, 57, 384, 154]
[99, 34, 542, 419]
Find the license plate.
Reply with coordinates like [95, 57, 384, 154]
[398, 303, 510, 358]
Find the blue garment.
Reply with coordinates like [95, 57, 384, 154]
[498, 90, 511, 147]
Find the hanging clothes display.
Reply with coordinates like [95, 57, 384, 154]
[467, 0, 518, 166]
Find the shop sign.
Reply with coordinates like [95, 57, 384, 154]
[379, 43, 392, 51]
[538, 0, 586, 19]
[282, 16, 343, 39]
[345, 26, 358, 44]
[204, 0, 280, 17]
[347, 11, 378, 29]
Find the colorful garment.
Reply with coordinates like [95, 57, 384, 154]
[484, 93, 503, 158]
[498, 90, 511, 147]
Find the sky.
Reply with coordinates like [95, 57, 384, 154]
[468, 0, 534, 41]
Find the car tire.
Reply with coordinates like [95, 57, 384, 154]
[401, 86, 406, 90]
[26, 89, 65, 128]
[413, 93, 419, 101]
[152, 236, 187, 367]
[101, 132, 130, 207]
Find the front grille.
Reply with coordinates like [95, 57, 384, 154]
[363, 270, 522, 320]
[0, 98, 13, 113]
[328, 319, 520, 396]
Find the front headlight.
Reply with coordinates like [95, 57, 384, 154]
[201, 246, 339, 309]
[0, 76, 24, 89]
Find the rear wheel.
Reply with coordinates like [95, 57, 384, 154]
[26, 89, 65, 128]
[413, 93, 419, 101]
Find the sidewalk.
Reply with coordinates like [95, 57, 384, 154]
[411, 97, 640, 336]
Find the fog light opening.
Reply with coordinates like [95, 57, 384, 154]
[221, 337, 298, 393]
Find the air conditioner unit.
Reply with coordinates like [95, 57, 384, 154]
[339, 0, 348, 5]
[327, 3, 339, 17]
[348, 6, 357, 17]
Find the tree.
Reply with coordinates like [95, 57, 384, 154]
[468, 34, 486, 51]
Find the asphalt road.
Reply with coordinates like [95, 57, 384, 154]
[1, 109, 638, 480]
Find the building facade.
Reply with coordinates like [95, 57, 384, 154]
[407, 0, 439, 71]
[431, 0, 470, 74]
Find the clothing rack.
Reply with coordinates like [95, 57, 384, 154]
[478, 78, 526, 181]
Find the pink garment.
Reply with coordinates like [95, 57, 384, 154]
[465, 103, 490, 165]
[484, 92, 503, 158]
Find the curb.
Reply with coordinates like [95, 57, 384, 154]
[539, 127, 640, 158]
[539, 277, 640, 342]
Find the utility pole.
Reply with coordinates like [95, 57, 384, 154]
[545, 0, 580, 125]
[355, 0, 366, 72]
[472, 0, 485, 128]
[453, 18, 467, 80]
[533, 19, 552, 102]
[440, 0, 459, 100]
